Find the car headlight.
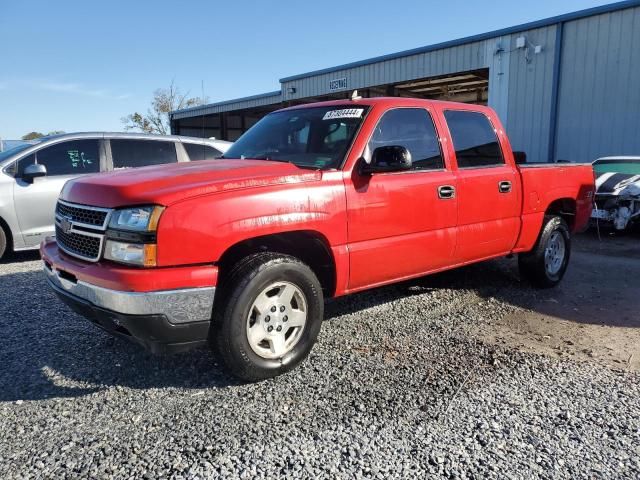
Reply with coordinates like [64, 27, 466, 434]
[108, 206, 164, 232]
[104, 206, 164, 267]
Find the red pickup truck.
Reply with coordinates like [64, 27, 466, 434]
[41, 98, 594, 380]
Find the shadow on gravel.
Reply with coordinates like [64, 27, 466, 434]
[1, 232, 636, 401]
[326, 231, 640, 330]
[0, 269, 241, 402]
[0, 250, 40, 264]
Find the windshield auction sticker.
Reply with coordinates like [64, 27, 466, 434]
[322, 108, 364, 120]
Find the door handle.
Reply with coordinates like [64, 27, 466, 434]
[498, 181, 512, 193]
[438, 185, 455, 199]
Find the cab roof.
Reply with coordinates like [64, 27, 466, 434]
[277, 96, 493, 113]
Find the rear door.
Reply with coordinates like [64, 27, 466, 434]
[12, 138, 102, 247]
[108, 139, 178, 170]
[345, 107, 458, 290]
[442, 109, 520, 262]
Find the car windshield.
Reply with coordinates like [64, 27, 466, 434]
[0, 142, 38, 162]
[223, 105, 369, 169]
[593, 158, 640, 176]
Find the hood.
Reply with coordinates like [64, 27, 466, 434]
[60, 159, 322, 208]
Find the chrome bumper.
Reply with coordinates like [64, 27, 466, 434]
[44, 263, 215, 324]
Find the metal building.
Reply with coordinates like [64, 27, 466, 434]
[170, 0, 640, 163]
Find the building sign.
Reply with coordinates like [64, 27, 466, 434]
[329, 77, 348, 91]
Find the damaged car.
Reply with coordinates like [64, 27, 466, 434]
[591, 156, 640, 231]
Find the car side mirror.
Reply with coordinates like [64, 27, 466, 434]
[22, 163, 47, 183]
[360, 146, 412, 174]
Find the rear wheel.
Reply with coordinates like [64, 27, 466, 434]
[518, 215, 571, 288]
[211, 253, 324, 381]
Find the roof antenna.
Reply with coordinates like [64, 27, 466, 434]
[351, 89, 362, 101]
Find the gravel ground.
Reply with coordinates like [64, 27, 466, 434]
[1, 250, 639, 479]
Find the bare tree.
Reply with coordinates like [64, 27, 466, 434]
[122, 81, 207, 135]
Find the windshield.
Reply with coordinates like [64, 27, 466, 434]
[223, 105, 369, 169]
[0, 142, 38, 162]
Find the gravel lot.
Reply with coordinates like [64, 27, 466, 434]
[1, 236, 639, 479]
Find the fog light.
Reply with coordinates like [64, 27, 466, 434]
[104, 240, 157, 267]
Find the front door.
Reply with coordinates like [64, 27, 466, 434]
[345, 107, 458, 291]
[442, 110, 520, 262]
[12, 139, 102, 247]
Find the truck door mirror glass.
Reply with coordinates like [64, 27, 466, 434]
[361, 146, 412, 174]
[22, 163, 47, 183]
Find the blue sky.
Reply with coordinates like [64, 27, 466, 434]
[0, 0, 611, 139]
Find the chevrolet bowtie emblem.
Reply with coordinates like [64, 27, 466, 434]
[60, 216, 73, 234]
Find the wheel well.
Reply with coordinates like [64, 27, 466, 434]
[545, 198, 576, 230]
[217, 231, 337, 297]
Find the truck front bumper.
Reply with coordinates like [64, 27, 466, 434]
[41, 241, 217, 354]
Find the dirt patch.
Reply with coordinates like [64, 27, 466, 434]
[478, 231, 640, 371]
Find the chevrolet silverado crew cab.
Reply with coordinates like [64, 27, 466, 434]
[41, 98, 594, 381]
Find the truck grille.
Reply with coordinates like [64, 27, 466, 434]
[55, 201, 112, 262]
[55, 225, 102, 261]
[56, 200, 110, 228]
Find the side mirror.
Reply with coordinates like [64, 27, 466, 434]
[360, 146, 412, 174]
[22, 163, 47, 183]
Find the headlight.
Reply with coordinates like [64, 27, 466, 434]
[104, 240, 157, 267]
[108, 206, 164, 232]
[105, 206, 164, 267]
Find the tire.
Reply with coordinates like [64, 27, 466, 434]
[211, 253, 324, 381]
[0, 226, 7, 261]
[518, 215, 571, 288]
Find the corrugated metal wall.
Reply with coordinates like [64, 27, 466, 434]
[486, 34, 512, 127]
[506, 25, 558, 163]
[172, 91, 282, 120]
[281, 41, 490, 100]
[555, 5, 640, 162]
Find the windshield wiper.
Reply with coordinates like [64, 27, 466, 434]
[249, 156, 320, 170]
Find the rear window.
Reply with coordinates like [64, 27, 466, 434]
[110, 140, 177, 169]
[183, 143, 222, 161]
[444, 110, 504, 168]
[593, 158, 640, 176]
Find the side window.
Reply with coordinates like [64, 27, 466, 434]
[183, 143, 222, 161]
[26, 140, 100, 176]
[110, 140, 177, 169]
[443, 110, 504, 168]
[368, 108, 443, 170]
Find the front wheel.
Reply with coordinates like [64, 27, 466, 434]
[518, 215, 571, 288]
[0, 226, 7, 261]
[211, 253, 324, 381]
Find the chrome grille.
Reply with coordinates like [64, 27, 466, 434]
[56, 200, 110, 229]
[55, 201, 111, 262]
[55, 225, 102, 260]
